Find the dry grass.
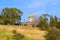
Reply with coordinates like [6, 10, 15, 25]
[0, 25, 47, 40]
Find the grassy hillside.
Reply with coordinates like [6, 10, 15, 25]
[0, 25, 47, 40]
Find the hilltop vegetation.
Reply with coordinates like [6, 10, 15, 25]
[0, 8, 22, 25]
[0, 8, 60, 30]
[0, 8, 60, 40]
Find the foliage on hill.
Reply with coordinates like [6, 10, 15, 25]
[0, 8, 22, 25]
[36, 14, 60, 30]
[12, 30, 25, 40]
[45, 28, 60, 40]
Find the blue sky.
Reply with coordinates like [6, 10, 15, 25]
[0, 0, 60, 22]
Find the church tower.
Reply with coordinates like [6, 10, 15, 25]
[28, 13, 36, 25]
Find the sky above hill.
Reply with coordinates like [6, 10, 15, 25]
[0, 0, 60, 22]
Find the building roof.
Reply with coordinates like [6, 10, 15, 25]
[28, 13, 34, 18]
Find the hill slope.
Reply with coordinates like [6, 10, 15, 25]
[0, 25, 46, 40]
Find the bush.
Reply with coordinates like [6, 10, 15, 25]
[45, 28, 60, 40]
[32, 24, 35, 28]
[12, 30, 25, 40]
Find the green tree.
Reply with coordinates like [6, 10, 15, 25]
[1, 8, 22, 25]
[42, 14, 49, 29]
[36, 16, 43, 29]
[50, 16, 55, 27]
[0, 15, 4, 24]
[56, 18, 60, 29]
[54, 16, 58, 27]
[50, 16, 58, 28]
[36, 14, 49, 30]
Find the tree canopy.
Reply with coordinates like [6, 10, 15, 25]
[0, 8, 22, 25]
[36, 14, 60, 30]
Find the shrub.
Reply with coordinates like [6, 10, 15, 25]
[32, 24, 35, 28]
[45, 28, 60, 40]
[12, 30, 25, 40]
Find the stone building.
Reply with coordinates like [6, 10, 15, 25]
[22, 13, 37, 26]
[27, 13, 36, 26]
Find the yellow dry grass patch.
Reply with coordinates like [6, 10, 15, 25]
[0, 25, 47, 40]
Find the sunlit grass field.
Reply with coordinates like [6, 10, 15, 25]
[0, 25, 46, 40]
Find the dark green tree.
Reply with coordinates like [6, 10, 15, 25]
[1, 8, 22, 25]
[36, 14, 49, 30]
[50, 16, 58, 28]
[42, 14, 49, 29]
[50, 16, 55, 27]
[56, 18, 60, 29]
[0, 15, 4, 24]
